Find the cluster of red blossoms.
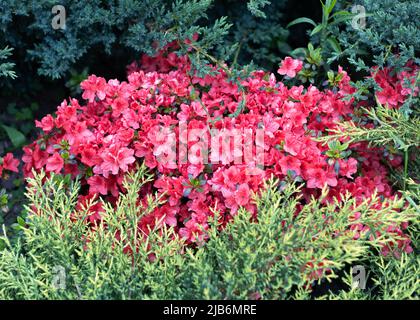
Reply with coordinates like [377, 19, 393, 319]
[22, 45, 414, 255]
[0, 153, 19, 176]
[373, 63, 419, 108]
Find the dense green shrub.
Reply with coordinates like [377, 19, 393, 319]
[337, 0, 420, 69]
[1, 0, 214, 79]
[0, 46, 16, 79]
[0, 0, 287, 80]
[322, 249, 419, 300]
[0, 165, 417, 299]
[210, 0, 289, 70]
[335, 0, 420, 118]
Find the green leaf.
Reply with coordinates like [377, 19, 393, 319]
[290, 47, 307, 58]
[1, 125, 26, 147]
[331, 10, 352, 18]
[17, 216, 25, 227]
[327, 70, 335, 82]
[321, 0, 329, 23]
[327, 37, 342, 53]
[330, 14, 357, 25]
[310, 24, 324, 36]
[326, 0, 337, 15]
[287, 17, 317, 28]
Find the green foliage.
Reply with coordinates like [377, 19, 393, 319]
[290, 0, 420, 81]
[65, 68, 89, 96]
[182, 179, 417, 299]
[0, 164, 186, 299]
[333, 0, 420, 116]
[319, 251, 419, 300]
[322, 218, 419, 300]
[288, 0, 351, 55]
[1, 124, 26, 148]
[287, 0, 356, 84]
[0, 46, 24, 230]
[0, 189, 9, 225]
[0, 0, 418, 300]
[288, 0, 419, 106]
[289, 43, 324, 84]
[322, 104, 420, 151]
[4, 102, 38, 138]
[0, 0, 287, 80]
[212, 0, 289, 70]
[0, 0, 216, 79]
[0, 166, 417, 299]
[401, 179, 420, 213]
[319, 103, 420, 189]
[0, 46, 23, 148]
[246, 0, 271, 18]
[0, 46, 16, 79]
[336, 0, 420, 67]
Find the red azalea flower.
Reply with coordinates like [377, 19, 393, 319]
[376, 84, 401, 107]
[81, 75, 107, 102]
[234, 183, 250, 206]
[305, 167, 337, 189]
[35, 114, 55, 132]
[2, 153, 19, 173]
[81, 147, 101, 167]
[338, 158, 358, 179]
[278, 155, 301, 176]
[277, 57, 303, 78]
[100, 145, 136, 177]
[46, 152, 64, 173]
[87, 175, 108, 195]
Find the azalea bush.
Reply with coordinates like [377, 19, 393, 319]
[20, 43, 415, 256]
[0, 167, 417, 300]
